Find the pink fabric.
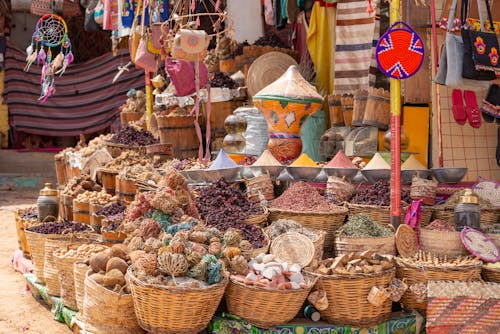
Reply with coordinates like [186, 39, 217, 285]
[165, 58, 208, 97]
[11, 250, 33, 274]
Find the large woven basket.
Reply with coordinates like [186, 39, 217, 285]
[14, 211, 38, 259]
[105, 141, 147, 159]
[482, 266, 500, 283]
[244, 206, 269, 227]
[395, 258, 482, 311]
[74, 262, 90, 312]
[126, 267, 228, 334]
[25, 229, 65, 283]
[225, 275, 316, 328]
[268, 207, 348, 253]
[83, 270, 144, 334]
[347, 203, 422, 225]
[432, 207, 499, 229]
[307, 268, 395, 326]
[419, 229, 468, 258]
[334, 234, 396, 256]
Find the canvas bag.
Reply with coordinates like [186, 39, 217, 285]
[172, 29, 210, 62]
[434, 0, 490, 88]
[462, 0, 499, 75]
[165, 58, 208, 97]
[134, 0, 157, 73]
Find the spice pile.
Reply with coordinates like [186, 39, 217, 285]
[75, 191, 116, 205]
[342, 214, 393, 238]
[26, 220, 91, 234]
[290, 153, 317, 167]
[61, 176, 102, 197]
[210, 72, 238, 89]
[254, 32, 287, 48]
[54, 244, 108, 261]
[104, 151, 152, 171]
[109, 126, 157, 146]
[267, 219, 321, 243]
[270, 182, 342, 212]
[97, 202, 127, 231]
[253, 150, 282, 166]
[230, 253, 309, 290]
[306, 251, 395, 276]
[424, 219, 454, 232]
[238, 156, 257, 166]
[363, 153, 390, 170]
[196, 179, 266, 248]
[326, 150, 358, 169]
[118, 164, 161, 184]
[350, 180, 411, 206]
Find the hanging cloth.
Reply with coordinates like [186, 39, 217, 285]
[306, 1, 336, 94]
[103, 0, 119, 31]
[333, 0, 380, 95]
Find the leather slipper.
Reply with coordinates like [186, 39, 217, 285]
[464, 90, 481, 128]
[451, 89, 466, 125]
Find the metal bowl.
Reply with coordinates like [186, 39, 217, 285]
[401, 169, 432, 184]
[181, 169, 207, 184]
[218, 166, 241, 182]
[361, 169, 391, 183]
[277, 168, 294, 182]
[240, 166, 256, 179]
[314, 169, 328, 182]
[322, 167, 360, 181]
[247, 165, 286, 179]
[431, 167, 468, 184]
[203, 169, 223, 182]
[286, 166, 322, 181]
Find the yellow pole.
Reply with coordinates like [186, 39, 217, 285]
[145, 71, 153, 131]
[389, 0, 402, 229]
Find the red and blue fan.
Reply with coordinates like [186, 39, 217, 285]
[376, 21, 424, 80]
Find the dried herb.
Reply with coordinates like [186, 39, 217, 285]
[27, 220, 91, 234]
[342, 214, 393, 237]
[110, 126, 157, 146]
[270, 181, 342, 212]
[96, 202, 127, 217]
[350, 180, 411, 206]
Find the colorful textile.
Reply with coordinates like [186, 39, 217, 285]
[334, 0, 380, 95]
[209, 312, 422, 334]
[306, 2, 336, 94]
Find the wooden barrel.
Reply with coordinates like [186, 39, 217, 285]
[97, 169, 118, 195]
[328, 95, 344, 127]
[60, 194, 74, 221]
[54, 156, 67, 186]
[352, 90, 368, 126]
[115, 176, 137, 204]
[89, 203, 105, 233]
[157, 115, 199, 159]
[341, 94, 354, 127]
[219, 58, 236, 73]
[64, 161, 72, 181]
[363, 87, 390, 130]
[120, 112, 143, 127]
[73, 199, 90, 225]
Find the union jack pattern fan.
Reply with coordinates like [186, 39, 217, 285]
[375, 21, 424, 79]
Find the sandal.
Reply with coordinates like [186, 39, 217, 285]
[463, 90, 481, 128]
[451, 89, 466, 125]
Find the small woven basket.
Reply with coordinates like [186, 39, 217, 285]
[14, 211, 37, 259]
[244, 206, 269, 227]
[432, 207, 499, 229]
[482, 266, 500, 283]
[74, 262, 90, 312]
[105, 141, 147, 159]
[225, 275, 316, 328]
[307, 268, 395, 326]
[268, 207, 348, 252]
[419, 229, 469, 258]
[334, 234, 396, 256]
[395, 258, 482, 311]
[83, 270, 144, 334]
[270, 232, 315, 267]
[25, 229, 66, 283]
[126, 267, 227, 334]
[245, 174, 275, 203]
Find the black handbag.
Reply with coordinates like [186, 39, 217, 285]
[83, 0, 100, 32]
[461, 0, 497, 80]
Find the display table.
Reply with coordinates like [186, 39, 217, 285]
[209, 312, 424, 334]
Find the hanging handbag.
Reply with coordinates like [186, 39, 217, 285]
[83, 0, 100, 32]
[129, 0, 142, 63]
[172, 29, 210, 62]
[94, 0, 104, 25]
[134, 0, 157, 73]
[481, 84, 500, 119]
[461, 0, 497, 80]
[165, 58, 208, 97]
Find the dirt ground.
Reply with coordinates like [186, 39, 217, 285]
[0, 189, 69, 334]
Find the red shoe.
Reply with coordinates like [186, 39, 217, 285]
[451, 89, 466, 125]
[464, 90, 481, 128]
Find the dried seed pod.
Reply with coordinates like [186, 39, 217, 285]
[169, 239, 185, 254]
[229, 255, 248, 275]
[140, 218, 161, 241]
[223, 229, 242, 247]
[185, 248, 203, 266]
[209, 241, 222, 256]
[144, 237, 164, 254]
[135, 253, 157, 275]
[128, 236, 145, 251]
[157, 252, 189, 279]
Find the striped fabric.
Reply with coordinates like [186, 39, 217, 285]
[334, 0, 380, 95]
[3, 43, 144, 137]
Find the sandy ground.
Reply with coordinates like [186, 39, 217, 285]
[0, 190, 69, 334]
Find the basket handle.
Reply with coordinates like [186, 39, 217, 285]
[42, 215, 57, 223]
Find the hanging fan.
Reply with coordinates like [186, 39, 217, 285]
[24, 14, 74, 103]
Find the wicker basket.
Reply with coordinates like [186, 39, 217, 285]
[307, 268, 395, 326]
[482, 266, 500, 283]
[265, 226, 326, 260]
[432, 207, 499, 229]
[115, 176, 137, 204]
[486, 233, 500, 248]
[225, 275, 316, 328]
[25, 229, 64, 283]
[14, 211, 37, 259]
[245, 175, 275, 203]
[347, 203, 410, 225]
[244, 206, 269, 227]
[105, 141, 147, 159]
[268, 207, 348, 253]
[334, 234, 396, 256]
[74, 262, 89, 312]
[395, 258, 482, 311]
[126, 267, 227, 334]
[60, 194, 74, 221]
[419, 229, 468, 258]
[97, 168, 119, 195]
[73, 199, 90, 225]
[83, 270, 144, 334]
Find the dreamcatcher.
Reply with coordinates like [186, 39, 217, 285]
[24, 14, 74, 103]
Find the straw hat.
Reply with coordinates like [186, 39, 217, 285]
[253, 64, 323, 102]
[246, 51, 298, 98]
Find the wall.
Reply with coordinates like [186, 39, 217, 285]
[430, 0, 499, 181]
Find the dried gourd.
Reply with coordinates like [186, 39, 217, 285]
[110, 244, 130, 260]
[89, 251, 111, 273]
[89, 273, 105, 285]
[103, 269, 126, 288]
[106, 257, 129, 274]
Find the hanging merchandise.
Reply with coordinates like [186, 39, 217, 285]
[481, 84, 499, 122]
[461, 0, 499, 79]
[165, 58, 208, 97]
[83, 0, 100, 32]
[375, 22, 424, 79]
[24, 14, 74, 103]
[134, 0, 158, 72]
[172, 29, 210, 62]
[94, 0, 104, 25]
[121, 0, 135, 28]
